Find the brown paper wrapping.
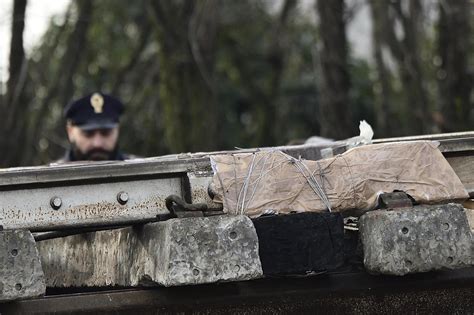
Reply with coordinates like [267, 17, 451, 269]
[210, 141, 469, 217]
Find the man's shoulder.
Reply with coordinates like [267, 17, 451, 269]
[52, 157, 67, 164]
[51, 153, 71, 164]
[122, 153, 140, 160]
[50, 151, 140, 165]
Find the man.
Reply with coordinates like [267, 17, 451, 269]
[57, 92, 134, 162]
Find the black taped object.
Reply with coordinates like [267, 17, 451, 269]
[252, 212, 345, 275]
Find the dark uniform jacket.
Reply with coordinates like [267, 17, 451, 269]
[54, 149, 136, 163]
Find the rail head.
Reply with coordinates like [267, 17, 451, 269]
[1, 131, 473, 188]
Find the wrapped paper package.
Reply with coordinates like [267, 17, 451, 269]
[210, 141, 469, 218]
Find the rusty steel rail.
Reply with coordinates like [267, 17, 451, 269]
[0, 131, 472, 187]
[0, 132, 472, 231]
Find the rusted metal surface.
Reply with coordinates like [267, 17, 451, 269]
[436, 137, 474, 153]
[0, 157, 211, 187]
[33, 221, 172, 241]
[0, 177, 182, 231]
[321, 132, 474, 159]
[372, 131, 474, 145]
[0, 132, 472, 231]
[166, 195, 208, 214]
[0, 132, 471, 188]
[2, 267, 474, 314]
[186, 171, 223, 210]
[378, 192, 414, 209]
[165, 194, 223, 218]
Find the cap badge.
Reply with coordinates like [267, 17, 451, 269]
[90, 93, 104, 113]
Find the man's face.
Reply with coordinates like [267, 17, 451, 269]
[66, 124, 120, 161]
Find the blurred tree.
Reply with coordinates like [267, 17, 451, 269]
[349, 58, 376, 130]
[1, 0, 324, 166]
[4, 0, 27, 109]
[437, 0, 473, 132]
[148, 1, 219, 152]
[316, 0, 356, 139]
[1, 0, 28, 166]
[211, 1, 313, 147]
[368, 0, 396, 137]
[10, 0, 166, 165]
[368, 0, 431, 135]
[3, 0, 469, 168]
[254, 0, 297, 146]
[22, 0, 93, 164]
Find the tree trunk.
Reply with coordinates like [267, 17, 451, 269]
[397, 0, 430, 134]
[316, 0, 355, 140]
[437, 0, 472, 132]
[5, 0, 27, 109]
[369, 0, 393, 137]
[21, 0, 93, 166]
[377, 0, 430, 135]
[256, 0, 297, 146]
[149, 1, 218, 153]
[1, 0, 28, 167]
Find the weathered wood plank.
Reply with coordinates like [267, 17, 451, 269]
[37, 215, 262, 287]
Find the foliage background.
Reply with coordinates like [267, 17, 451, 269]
[1, 0, 473, 167]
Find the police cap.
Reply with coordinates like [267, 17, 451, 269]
[64, 92, 124, 130]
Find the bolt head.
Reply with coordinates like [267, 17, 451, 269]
[117, 192, 129, 204]
[50, 197, 62, 210]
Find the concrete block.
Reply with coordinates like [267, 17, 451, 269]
[143, 215, 263, 286]
[360, 204, 473, 275]
[39, 215, 262, 287]
[0, 230, 45, 302]
[465, 207, 474, 232]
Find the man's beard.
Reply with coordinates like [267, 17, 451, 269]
[70, 142, 118, 161]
